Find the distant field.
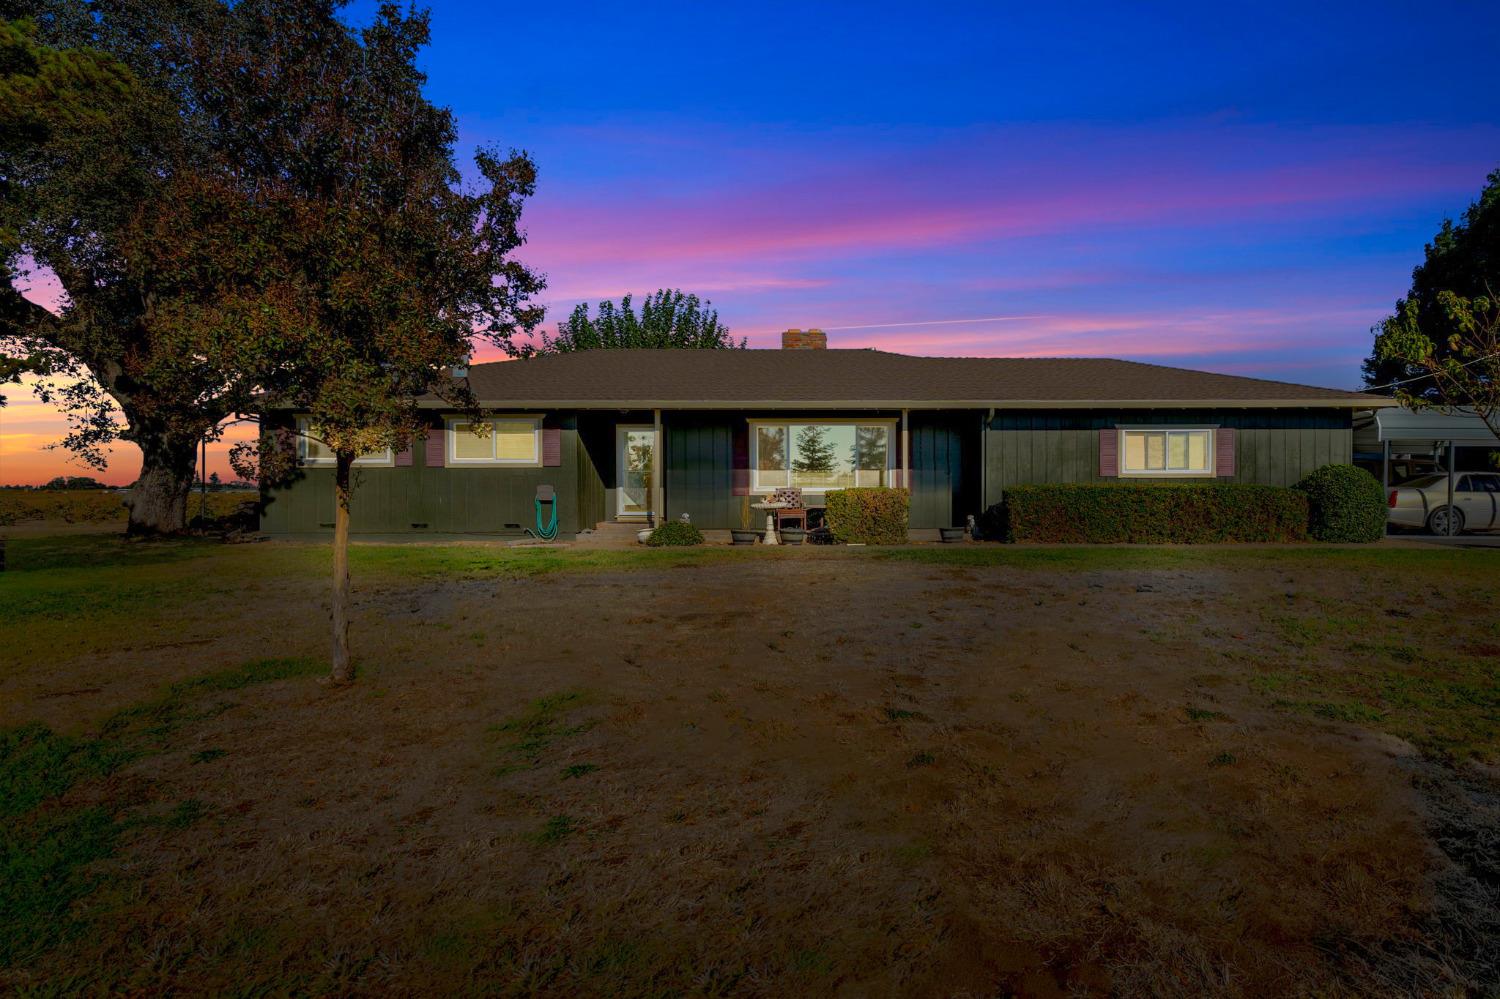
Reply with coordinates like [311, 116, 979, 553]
[1, 534, 1497, 995]
[0, 490, 256, 526]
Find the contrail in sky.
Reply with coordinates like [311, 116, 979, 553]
[823, 315, 1051, 331]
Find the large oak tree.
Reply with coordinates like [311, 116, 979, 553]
[0, 5, 265, 532]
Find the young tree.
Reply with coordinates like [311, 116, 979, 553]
[1364, 169, 1500, 396]
[518, 289, 744, 355]
[199, 1, 543, 683]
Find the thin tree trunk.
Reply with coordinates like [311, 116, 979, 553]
[329, 451, 354, 684]
[125, 435, 199, 535]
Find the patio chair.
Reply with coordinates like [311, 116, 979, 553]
[772, 487, 807, 531]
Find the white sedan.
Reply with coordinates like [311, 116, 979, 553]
[1387, 472, 1500, 534]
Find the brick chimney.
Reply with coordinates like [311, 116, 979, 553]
[781, 328, 827, 349]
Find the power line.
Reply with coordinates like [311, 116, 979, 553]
[1357, 350, 1500, 393]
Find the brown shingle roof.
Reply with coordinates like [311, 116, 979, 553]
[454, 349, 1384, 409]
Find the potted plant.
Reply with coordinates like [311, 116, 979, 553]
[780, 522, 807, 544]
[939, 526, 965, 543]
[731, 495, 758, 545]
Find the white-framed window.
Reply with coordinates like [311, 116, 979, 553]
[1119, 427, 1215, 476]
[295, 417, 394, 467]
[447, 416, 541, 466]
[750, 419, 896, 493]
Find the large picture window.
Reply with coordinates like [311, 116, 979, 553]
[751, 420, 894, 493]
[295, 418, 393, 466]
[1120, 428, 1214, 476]
[448, 417, 541, 465]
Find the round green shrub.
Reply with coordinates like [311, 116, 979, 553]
[1294, 464, 1386, 543]
[824, 487, 910, 544]
[645, 520, 705, 547]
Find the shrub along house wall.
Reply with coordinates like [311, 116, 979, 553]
[984, 409, 1353, 508]
[1003, 483, 1309, 543]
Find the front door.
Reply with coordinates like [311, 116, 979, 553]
[617, 426, 655, 518]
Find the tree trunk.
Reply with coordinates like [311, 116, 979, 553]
[125, 436, 199, 535]
[329, 451, 355, 685]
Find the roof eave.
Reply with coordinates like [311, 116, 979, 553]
[436, 397, 1389, 410]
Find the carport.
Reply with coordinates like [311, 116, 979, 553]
[1354, 407, 1500, 536]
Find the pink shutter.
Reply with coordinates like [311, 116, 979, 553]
[1215, 427, 1236, 477]
[394, 441, 413, 467]
[424, 427, 445, 468]
[1098, 428, 1119, 477]
[732, 422, 750, 496]
[542, 428, 561, 466]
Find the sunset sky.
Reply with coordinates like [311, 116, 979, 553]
[4, 1, 1498, 485]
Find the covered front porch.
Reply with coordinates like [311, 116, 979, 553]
[574, 408, 980, 533]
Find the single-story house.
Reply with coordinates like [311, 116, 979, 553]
[260, 329, 1392, 538]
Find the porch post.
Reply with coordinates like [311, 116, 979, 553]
[653, 408, 663, 521]
[1446, 440, 1455, 536]
[1382, 439, 1391, 537]
[901, 408, 910, 490]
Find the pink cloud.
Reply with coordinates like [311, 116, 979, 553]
[520, 121, 1495, 272]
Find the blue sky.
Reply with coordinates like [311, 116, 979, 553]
[374, 0, 1499, 387]
[7, 0, 1499, 482]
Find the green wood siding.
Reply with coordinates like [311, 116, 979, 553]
[262, 406, 1357, 536]
[983, 409, 1353, 507]
[663, 413, 737, 529]
[261, 413, 585, 536]
[909, 412, 976, 529]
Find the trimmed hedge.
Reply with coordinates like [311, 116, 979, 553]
[824, 487, 910, 545]
[1294, 464, 1386, 543]
[645, 521, 704, 546]
[997, 482, 1308, 543]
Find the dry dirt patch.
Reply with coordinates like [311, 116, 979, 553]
[2, 546, 1496, 995]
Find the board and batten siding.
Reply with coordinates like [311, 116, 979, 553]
[982, 408, 1353, 508]
[260, 413, 587, 536]
[908, 412, 977, 530]
[662, 412, 738, 529]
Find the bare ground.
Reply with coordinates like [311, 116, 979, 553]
[2, 543, 1498, 996]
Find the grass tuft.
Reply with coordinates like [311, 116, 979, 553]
[533, 815, 578, 845]
[491, 691, 594, 774]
